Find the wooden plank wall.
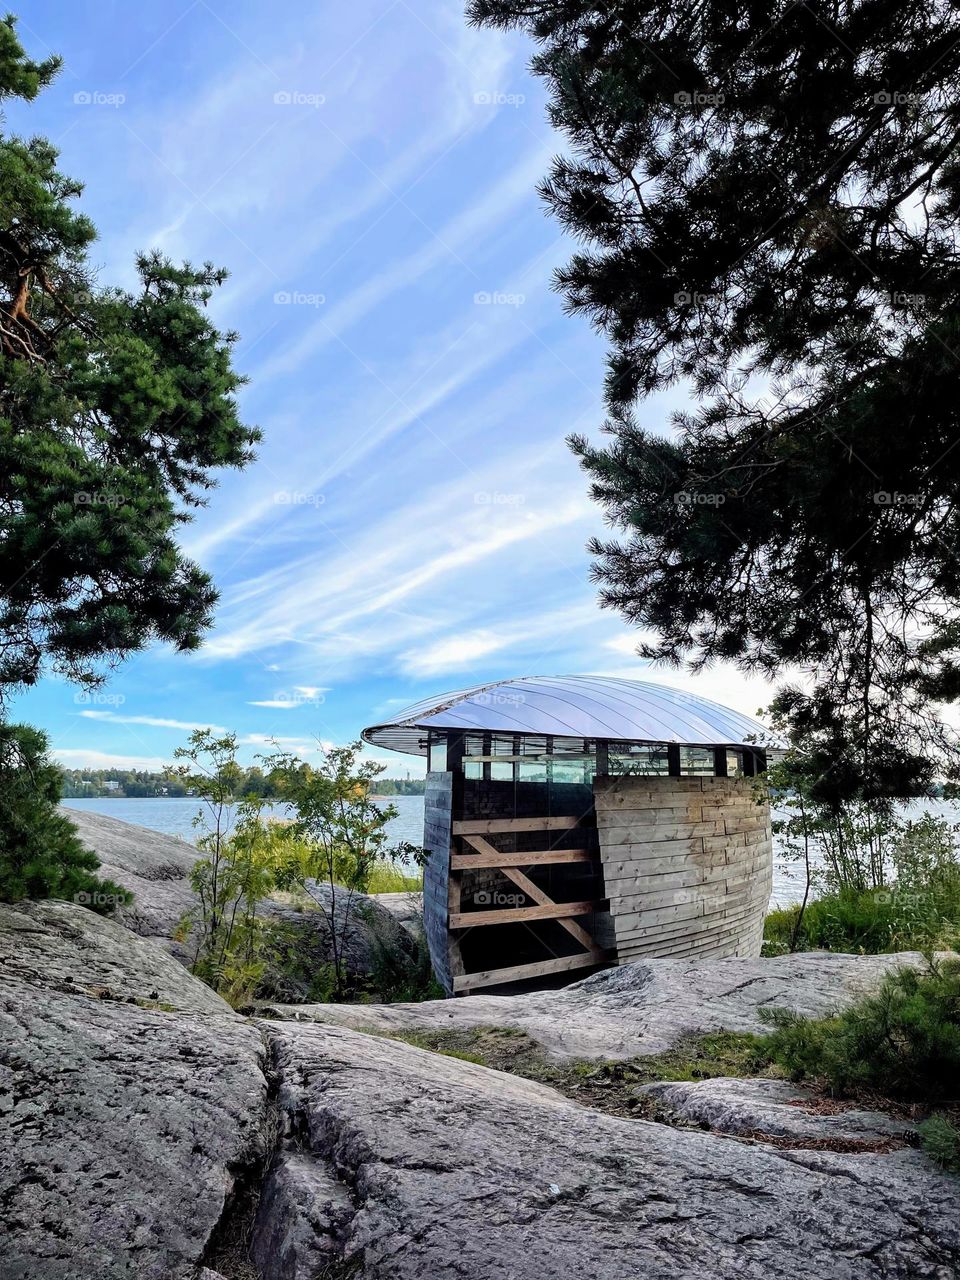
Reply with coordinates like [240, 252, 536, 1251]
[594, 775, 772, 963]
[422, 771, 455, 994]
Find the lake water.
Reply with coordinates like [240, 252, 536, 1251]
[62, 795, 960, 908]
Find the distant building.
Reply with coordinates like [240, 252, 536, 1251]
[102, 780, 121, 793]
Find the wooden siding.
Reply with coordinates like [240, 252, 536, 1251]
[593, 775, 772, 963]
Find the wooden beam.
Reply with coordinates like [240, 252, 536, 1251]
[453, 816, 581, 835]
[449, 899, 605, 929]
[453, 950, 613, 993]
[451, 848, 592, 869]
[499, 864, 598, 953]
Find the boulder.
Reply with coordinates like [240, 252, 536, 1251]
[0, 902, 271, 1280]
[255, 1018, 960, 1279]
[641, 1076, 918, 1144]
[265, 949, 929, 1060]
[0, 899, 229, 1015]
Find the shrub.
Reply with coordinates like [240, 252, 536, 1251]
[0, 722, 130, 911]
[919, 1114, 960, 1174]
[761, 957, 960, 1101]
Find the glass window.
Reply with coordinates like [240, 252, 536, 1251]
[518, 759, 547, 782]
[609, 744, 670, 776]
[464, 760, 482, 780]
[726, 749, 744, 777]
[428, 736, 447, 772]
[680, 747, 715, 776]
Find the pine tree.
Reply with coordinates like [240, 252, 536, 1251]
[0, 17, 258, 903]
[468, 0, 960, 799]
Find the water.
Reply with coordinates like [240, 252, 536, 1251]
[62, 794, 425, 850]
[62, 794, 960, 908]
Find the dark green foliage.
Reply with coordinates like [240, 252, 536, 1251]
[919, 1114, 960, 1174]
[0, 16, 258, 697]
[761, 958, 960, 1101]
[763, 889, 959, 956]
[0, 721, 129, 909]
[367, 919, 444, 1003]
[468, 0, 960, 797]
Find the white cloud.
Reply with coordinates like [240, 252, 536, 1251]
[54, 749, 170, 771]
[76, 711, 226, 733]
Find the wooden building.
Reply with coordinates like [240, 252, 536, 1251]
[362, 675, 775, 995]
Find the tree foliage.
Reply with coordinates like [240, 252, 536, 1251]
[0, 15, 259, 698]
[0, 721, 129, 907]
[269, 741, 424, 1000]
[467, 0, 960, 797]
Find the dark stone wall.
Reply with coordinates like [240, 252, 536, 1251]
[422, 771, 454, 995]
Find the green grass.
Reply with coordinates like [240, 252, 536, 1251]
[380, 1025, 772, 1117]
[364, 861, 423, 893]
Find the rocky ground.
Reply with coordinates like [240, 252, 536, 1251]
[263, 947, 931, 1060]
[2, 898, 958, 1279]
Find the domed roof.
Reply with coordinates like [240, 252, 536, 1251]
[362, 674, 776, 756]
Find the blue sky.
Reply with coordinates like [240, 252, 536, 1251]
[10, 0, 775, 775]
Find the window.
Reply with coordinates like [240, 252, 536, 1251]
[680, 747, 715, 776]
[428, 735, 446, 773]
[609, 744, 670, 776]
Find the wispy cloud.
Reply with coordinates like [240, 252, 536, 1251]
[76, 711, 227, 733]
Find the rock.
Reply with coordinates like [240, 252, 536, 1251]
[60, 807, 419, 999]
[2, 902, 958, 1279]
[641, 1076, 918, 1144]
[0, 899, 230, 1015]
[256, 1019, 960, 1279]
[370, 890, 425, 936]
[265, 949, 929, 1061]
[0, 905, 272, 1280]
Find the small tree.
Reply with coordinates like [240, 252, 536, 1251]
[269, 742, 423, 1000]
[0, 722, 129, 909]
[172, 730, 292, 1002]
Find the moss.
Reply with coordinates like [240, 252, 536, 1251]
[378, 1024, 773, 1118]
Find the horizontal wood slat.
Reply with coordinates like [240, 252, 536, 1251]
[450, 848, 592, 870]
[452, 816, 581, 835]
[449, 899, 605, 929]
[452, 949, 613, 993]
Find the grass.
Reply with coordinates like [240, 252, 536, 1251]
[364, 861, 423, 893]
[380, 1024, 773, 1118]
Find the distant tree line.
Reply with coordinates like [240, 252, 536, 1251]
[60, 768, 425, 799]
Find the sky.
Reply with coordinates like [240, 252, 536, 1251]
[9, 0, 780, 776]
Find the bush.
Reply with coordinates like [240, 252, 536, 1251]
[919, 1114, 960, 1174]
[761, 957, 960, 1101]
[0, 722, 129, 911]
[764, 886, 959, 955]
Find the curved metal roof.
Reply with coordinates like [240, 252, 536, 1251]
[362, 675, 777, 756]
